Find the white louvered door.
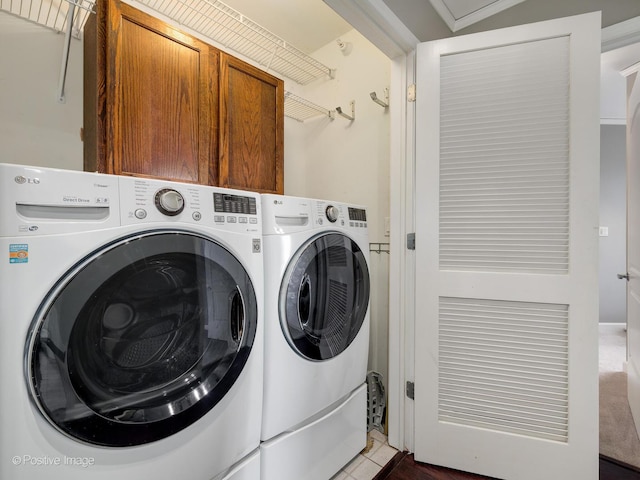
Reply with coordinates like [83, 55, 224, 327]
[413, 13, 600, 479]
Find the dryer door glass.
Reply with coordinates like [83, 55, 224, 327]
[27, 231, 257, 447]
[281, 233, 370, 360]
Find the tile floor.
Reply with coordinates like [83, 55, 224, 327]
[330, 429, 398, 480]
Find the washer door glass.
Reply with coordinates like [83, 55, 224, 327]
[27, 231, 257, 447]
[281, 233, 370, 361]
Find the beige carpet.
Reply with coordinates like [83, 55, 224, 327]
[599, 324, 640, 468]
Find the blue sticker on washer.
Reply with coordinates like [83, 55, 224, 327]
[9, 244, 28, 263]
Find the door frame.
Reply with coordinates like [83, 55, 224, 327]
[621, 61, 640, 446]
[324, 0, 640, 454]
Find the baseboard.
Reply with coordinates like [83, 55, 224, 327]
[600, 454, 640, 473]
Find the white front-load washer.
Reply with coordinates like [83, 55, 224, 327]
[0, 163, 263, 480]
[260, 194, 371, 480]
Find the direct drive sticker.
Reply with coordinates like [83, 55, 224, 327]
[9, 244, 28, 264]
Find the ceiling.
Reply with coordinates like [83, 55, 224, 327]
[221, 0, 352, 54]
[219, 1, 640, 66]
[221, 0, 535, 52]
[427, 0, 528, 32]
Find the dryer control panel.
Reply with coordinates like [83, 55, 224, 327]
[313, 201, 368, 232]
[261, 194, 367, 236]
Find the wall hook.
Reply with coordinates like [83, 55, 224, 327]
[335, 100, 355, 121]
[370, 88, 389, 108]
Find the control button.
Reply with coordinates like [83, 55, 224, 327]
[239, 217, 248, 223]
[155, 188, 185, 216]
[350, 222, 354, 227]
[134, 209, 147, 219]
[192, 211, 202, 221]
[214, 215, 225, 223]
[326, 205, 339, 223]
[227, 216, 237, 223]
[249, 218, 258, 224]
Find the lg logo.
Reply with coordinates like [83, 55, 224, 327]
[14, 175, 40, 185]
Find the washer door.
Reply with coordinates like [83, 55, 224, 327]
[281, 233, 370, 361]
[27, 231, 257, 447]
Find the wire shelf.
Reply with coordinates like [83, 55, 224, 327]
[136, 0, 335, 85]
[0, 0, 95, 38]
[284, 92, 333, 122]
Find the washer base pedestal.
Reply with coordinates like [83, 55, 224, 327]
[260, 383, 367, 480]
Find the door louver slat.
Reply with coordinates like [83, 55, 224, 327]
[439, 36, 570, 274]
[438, 297, 569, 443]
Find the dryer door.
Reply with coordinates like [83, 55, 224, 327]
[281, 233, 370, 361]
[27, 231, 257, 447]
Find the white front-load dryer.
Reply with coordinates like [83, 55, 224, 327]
[0, 164, 263, 480]
[260, 194, 370, 480]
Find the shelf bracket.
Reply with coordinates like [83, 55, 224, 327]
[335, 100, 355, 121]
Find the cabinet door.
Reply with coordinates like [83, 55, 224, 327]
[84, 0, 217, 185]
[219, 53, 284, 194]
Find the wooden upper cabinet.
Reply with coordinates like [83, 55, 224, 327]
[219, 53, 284, 194]
[84, 0, 284, 193]
[84, 0, 217, 185]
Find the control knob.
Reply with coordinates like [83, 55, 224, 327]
[325, 205, 339, 223]
[155, 188, 185, 216]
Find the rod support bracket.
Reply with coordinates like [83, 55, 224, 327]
[335, 100, 355, 121]
[370, 88, 389, 108]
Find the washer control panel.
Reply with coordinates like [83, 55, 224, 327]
[325, 205, 340, 223]
[155, 188, 185, 216]
[213, 192, 259, 226]
[119, 177, 260, 232]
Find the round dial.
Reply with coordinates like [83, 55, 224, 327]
[155, 189, 185, 216]
[325, 205, 339, 223]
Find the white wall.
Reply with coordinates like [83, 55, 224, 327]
[0, 13, 83, 170]
[1, 15, 393, 388]
[601, 67, 627, 124]
[284, 29, 391, 241]
[283, 28, 392, 386]
[600, 124, 627, 323]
